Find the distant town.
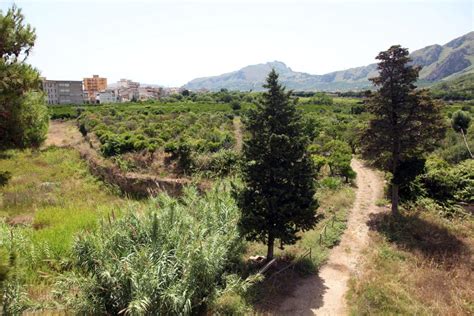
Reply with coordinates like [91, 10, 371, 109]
[41, 75, 188, 105]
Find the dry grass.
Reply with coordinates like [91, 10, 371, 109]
[348, 207, 474, 315]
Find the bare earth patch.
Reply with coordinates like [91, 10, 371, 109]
[278, 159, 384, 315]
[44, 120, 84, 148]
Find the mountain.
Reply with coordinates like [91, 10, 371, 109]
[183, 32, 474, 92]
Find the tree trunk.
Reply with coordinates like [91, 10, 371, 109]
[391, 183, 399, 217]
[391, 137, 401, 217]
[460, 129, 474, 159]
[267, 234, 274, 261]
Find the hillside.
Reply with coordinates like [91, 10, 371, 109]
[184, 32, 473, 91]
[430, 72, 474, 99]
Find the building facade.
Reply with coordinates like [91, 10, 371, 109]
[83, 75, 107, 103]
[97, 90, 118, 104]
[41, 78, 84, 105]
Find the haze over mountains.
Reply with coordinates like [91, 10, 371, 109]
[184, 31, 474, 92]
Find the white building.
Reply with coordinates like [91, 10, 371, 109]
[97, 90, 118, 104]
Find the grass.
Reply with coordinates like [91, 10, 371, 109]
[347, 205, 474, 315]
[0, 147, 133, 287]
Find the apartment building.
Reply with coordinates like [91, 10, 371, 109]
[41, 78, 84, 105]
[83, 75, 107, 103]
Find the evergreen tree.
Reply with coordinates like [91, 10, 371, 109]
[0, 5, 48, 149]
[451, 110, 473, 158]
[361, 46, 445, 216]
[237, 69, 318, 260]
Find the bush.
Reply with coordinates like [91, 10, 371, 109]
[164, 141, 193, 173]
[401, 156, 474, 204]
[310, 92, 333, 105]
[319, 177, 343, 190]
[0, 171, 11, 187]
[196, 150, 241, 176]
[60, 187, 243, 315]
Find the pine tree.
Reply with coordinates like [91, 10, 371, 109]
[0, 5, 48, 149]
[361, 46, 446, 216]
[237, 69, 318, 260]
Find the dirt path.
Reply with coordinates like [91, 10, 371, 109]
[233, 116, 243, 152]
[278, 159, 384, 315]
[44, 120, 84, 148]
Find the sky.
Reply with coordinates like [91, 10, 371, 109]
[1, 0, 473, 86]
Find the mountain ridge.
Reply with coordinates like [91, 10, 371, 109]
[184, 31, 474, 91]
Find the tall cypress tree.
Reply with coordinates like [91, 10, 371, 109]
[237, 69, 318, 260]
[361, 46, 445, 216]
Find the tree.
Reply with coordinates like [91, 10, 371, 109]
[310, 92, 333, 105]
[231, 100, 241, 111]
[237, 69, 318, 260]
[361, 46, 446, 216]
[0, 5, 48, 149]
[451, 110, 473, 159]
[323, 140, 356, 182]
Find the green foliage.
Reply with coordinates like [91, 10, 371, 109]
[430, 73, 474, 100]
[79, 111, 235, 159]
[231, 100, 241, 111]
[60, 186, 244, 315]
[195, 149, 241, 177]
[322, 140, 355, 182]
[311, 154, 327, 173]
[420, 156, 473, 203]
[12, 92, 49, 148]
[237, 69, 318, 259]
[164, 141, 193, 173]
[318, 176, 343, 190]
[0, 5, 47, 149]
[0, 171, 11, 187]
[310, 92, 333, 105]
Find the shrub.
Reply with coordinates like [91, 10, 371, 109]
[319, 177, 343, 190]
[0, 171, 11, 187]
[60, 187, 244, 315]
[310, 92, 333, 105]
[200, 150, 241, 176]
[164, 141, 193, 173]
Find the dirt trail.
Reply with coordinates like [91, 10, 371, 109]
[233, 116, 243, 152]
[44, 120, 84, 148]
[278, 159, 384, 315]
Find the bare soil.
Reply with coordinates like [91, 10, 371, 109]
[278, 159, 384, 315]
